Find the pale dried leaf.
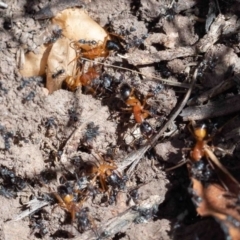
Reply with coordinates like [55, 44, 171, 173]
[52, 8, 108, 49]
[20, 45, 52, 77]
[11, 198, 49, 221]
[46, 37, 77, 93]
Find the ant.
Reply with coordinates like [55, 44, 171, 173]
[17, 79, 30, 91]
[0, 125, 19, 150]
[188, 121, 240, 193]
[22, 91, 35, 104]
[0, 166, 26, 193]
[53, 184, 86, 223]
[189, 123, 209, 162]
[101, 73, 113, 92]
[30, 217, 48, 237]
[0, 82, 8, 94]
[3, 17, 12, 30]
[133, 205, 158, 224]
[89, 153, 118, 192]
[52, 69, 65, 79]
[80, 65, 100, 94]
[83, 122, 100, 143]
[78, 39, 97, 46]
[140, 121, 154, 137]
[125, 34, 148, 51]
[107, 172, 127, 190]
[120, 83, 154, 136]
[68, 108, 79, 125]
[64, 65, 100, 92]
[76, 207, 91, 233]
[71, 34, 122, 61]
[44, 117, 57, 137]
[45, 27, 63, 44]
[44, 117, 57, 129]
[76, 207, 99, 236]
[0, 186, 17, 198]
[128, 188, 139, 204]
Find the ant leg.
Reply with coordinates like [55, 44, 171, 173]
[142, 93, 154, 108]
[69, 41, 80, 51]
[93, 151, 105, 165]
[51, 193, 66, 213]
[71, 208, 76, 223]
[68, 54, 81, 66]
[82, 85, 97, 95]
[53, 192, 65, 205]
[205, 147, 240, 194]
[165, 159, 189, 171]
[187, 120, 196, 137]
[141, 109, 151, 120]
[99, 175, 107, 192]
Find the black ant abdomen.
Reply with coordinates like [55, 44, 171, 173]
[140, 121, 153, 137]
[120, 83, 132, 101]
[106, 40, 120, 51]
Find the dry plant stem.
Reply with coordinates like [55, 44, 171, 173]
[0, 1, 7, 8]
[60, 108, 103, 163]
[118, 67, 197, 175]
[81, 57, 191, 88]
[34, 0, 86, 19]
[127, 47, 196, 65]
[187, 76, 237, 106]
[10, 198, 50, 221]
[73, 195, 162, 240]
[204, 147, 240, 194]
[181, 94, 240, 121]
[197, 14, 226, 53]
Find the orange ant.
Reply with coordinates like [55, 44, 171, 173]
[188, 121, 240, 193]
[88, 153, 118, 192]
[189, 122, 209, 162]
[64, 65, 100, 92]
[166, 120, 240, 194]
[53, 185, 86, 223]
[120, 83, 153, 136]
[71, 35, 121, 61]
[166, 121, 214, 172]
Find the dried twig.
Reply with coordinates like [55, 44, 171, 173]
[81, 57, 191, 88]
[126, 47, 196, 66]
[181, 94, 240, 121]
[34, 0, 86, 19]
[10, 198, 50, 221]
[60, 108, 103, 163]
[187, 76, 237, 106]
[0, 1, 8, 9]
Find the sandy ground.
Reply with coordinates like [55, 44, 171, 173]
[0, 0, 240, 239]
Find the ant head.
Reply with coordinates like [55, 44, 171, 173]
[58, 185, 72, 195]
[120, 83, 132, 100]
[193, 124, 207, 141]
